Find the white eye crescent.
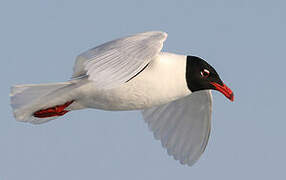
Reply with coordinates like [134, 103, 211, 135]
[201, 69, 210, 77]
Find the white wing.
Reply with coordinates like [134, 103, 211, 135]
[142, 90, 212, 166]
[73, 31, 167, 89]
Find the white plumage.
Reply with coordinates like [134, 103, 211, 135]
[74, 31, 167, 89]
[10, 31, 213, 166]
[143, 90, 212, 166]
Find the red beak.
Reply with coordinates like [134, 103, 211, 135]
[210, 82, 234, 102]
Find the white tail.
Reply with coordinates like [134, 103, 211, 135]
[10, 81, 77, 124]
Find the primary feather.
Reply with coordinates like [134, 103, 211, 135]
[142, 90, 212, 166]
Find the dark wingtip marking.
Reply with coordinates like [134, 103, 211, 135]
[33, 100, 74, 118]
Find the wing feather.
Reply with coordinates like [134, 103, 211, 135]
[142, 90, 212, 166]
[73, 31, 167, 89]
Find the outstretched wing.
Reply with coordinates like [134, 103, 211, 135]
[142, 90, 212, 166]
[73, 31, 167, 89]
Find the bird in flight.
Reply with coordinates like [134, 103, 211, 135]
[10, 31, 234, 166]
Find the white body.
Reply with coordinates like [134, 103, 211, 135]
[72, 52, 191, 111]
[10, 31, 213, 166]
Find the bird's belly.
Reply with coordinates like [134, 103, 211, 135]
[77, 80, 186, 111]
[75, 53, 191, 111]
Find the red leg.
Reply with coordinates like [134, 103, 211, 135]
[33, 100, 74, 118]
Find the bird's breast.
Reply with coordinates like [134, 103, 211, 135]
[77, 53, 191, 110]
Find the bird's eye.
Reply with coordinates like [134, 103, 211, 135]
[200, 69, 210, 78]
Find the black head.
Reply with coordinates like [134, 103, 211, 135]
[186, 56, 234, 101]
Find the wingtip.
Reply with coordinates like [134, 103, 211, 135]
[140, 31, 168, 41]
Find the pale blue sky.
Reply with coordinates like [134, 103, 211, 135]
[1, 0, 285, 179]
